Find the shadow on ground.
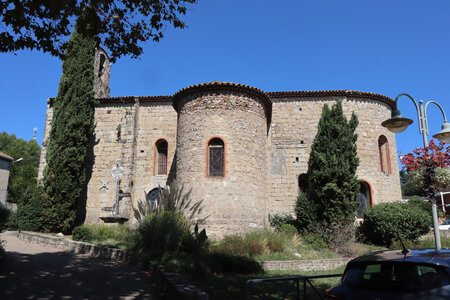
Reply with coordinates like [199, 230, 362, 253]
[0, 250, 160, 299]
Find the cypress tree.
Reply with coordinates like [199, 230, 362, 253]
[44, 16, 97, 233]
[308, 100, 360, 229]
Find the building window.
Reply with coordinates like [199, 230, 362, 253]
[208, 138, 225, 177]
[146, 188, 160, 213]
[155, 139, 168, 175]
[378, 135, 391, 174]
[356, 181, 372, 218]
[298, 173, 309, 193]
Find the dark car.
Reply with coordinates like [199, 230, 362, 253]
[324, 249, 450, 300]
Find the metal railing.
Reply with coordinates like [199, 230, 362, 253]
[246, 274, 342, 300]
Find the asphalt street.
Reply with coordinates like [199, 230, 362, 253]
[0, 231, 160, 299]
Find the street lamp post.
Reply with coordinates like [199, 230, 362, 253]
[382, 93, 450, 251]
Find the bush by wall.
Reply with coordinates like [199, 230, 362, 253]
[72, 226, 94, 242]
[16, 186, 58, 232]
[268, 213, 296, 230]
[5, 210, 18, 230]
[295, 192, 318, 232]
[358, 202, 431, 246]
[279, 224, 298, 237]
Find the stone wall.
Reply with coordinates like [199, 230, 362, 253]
[174, 87, 270, 238]
[130, 100, 177, 221]
[37, 84, 402, 236]
[260, 258, 350, 271]
[85, 98, 177, 224]
[267, 96, 401, 215]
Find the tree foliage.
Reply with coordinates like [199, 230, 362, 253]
[43, 20, 96, 233]
[0, 132, 41, 204]
[0, 0, 196, 61]
[307, 100, 360, 229]
[401, 139, 450, 172]
[16, 186, 59, 232]
[400, 140, 450, 196]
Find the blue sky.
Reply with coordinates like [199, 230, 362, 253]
[1, 0, 449, 163]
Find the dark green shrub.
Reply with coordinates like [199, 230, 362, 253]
[358, 202, 431, 247]
[163, 251, 263, 280]
[405, 197, 430, 213]
[295, 192, 318, 232]
[17, 186, 58, 232]
[207, 252, 263, 274]
[301, 233, 328, 249]
[43, 22, 97, 233]
[5, 210, 18, 230]
[279, 224, 298, 237]
[72, 226, 94, 242]
[404, 197, 443, 218]
[0, 205, 10, 233]
[90, 225, 115, 241]
[307, 101, 359, 229]
[268, 213, 295, 230]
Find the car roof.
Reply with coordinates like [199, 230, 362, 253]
[349, 249, 450, 268]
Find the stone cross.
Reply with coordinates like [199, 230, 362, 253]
[111, 159, 124, 216]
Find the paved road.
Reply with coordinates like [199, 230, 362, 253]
[0, 231, 161, 299]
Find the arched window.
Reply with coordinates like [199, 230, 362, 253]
[146, 188, 160, 213]
[378, 135, 391, 174]
[208, 138, 225, 177]
[356, 181, 372, 218]
[99, 54, 106, 78]
[155, 139, 168, 175]
[298, 173, 309, 193]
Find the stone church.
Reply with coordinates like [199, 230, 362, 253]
[38, 48, 402, 237]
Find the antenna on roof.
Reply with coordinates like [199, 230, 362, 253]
[396, 232, 410, 257]
[33, 128, 37, 140]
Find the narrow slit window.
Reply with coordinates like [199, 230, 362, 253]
[208, 138, 224, 177]
[155, 139, 168, 175]
[378, 135, 391, 174]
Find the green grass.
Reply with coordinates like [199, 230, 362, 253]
[390, 236, 450, 250]
[182, 266, 345, 300]
[71, 224, 133, 249]
[210, 229, 386, 262]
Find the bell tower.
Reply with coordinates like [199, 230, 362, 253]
[93, 47, 111, 98]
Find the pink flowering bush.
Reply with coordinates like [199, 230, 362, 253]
[400, 140, 450, 172]
[401, 140, 450, 195]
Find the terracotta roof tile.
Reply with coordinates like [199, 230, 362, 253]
[0, 152, 13, 161]
[45, 85, 394, 109]
[172, 80, 272, 110]
[267, 90, 394, 109]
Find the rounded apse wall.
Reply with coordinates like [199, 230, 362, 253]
[173, 81, 272, 238]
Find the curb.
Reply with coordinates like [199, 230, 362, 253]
[18, 231, 126, 260]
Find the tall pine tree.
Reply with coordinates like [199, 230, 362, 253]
[44, 15, 97, 233]
[308, 100, 360, 229]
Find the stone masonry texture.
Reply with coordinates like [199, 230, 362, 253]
[38, 80, 402, 238]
